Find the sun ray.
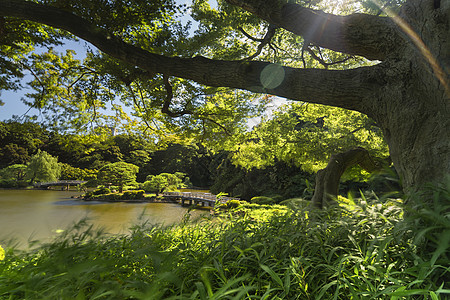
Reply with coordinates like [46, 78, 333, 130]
[370, 0, 449, 98]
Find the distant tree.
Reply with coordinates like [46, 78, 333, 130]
[127, 150, 151, 168]
[97, 162, 139, 193]
[0, 121, 49, 157]
[26, 150, 61, 183]
[0, 164, 27, 181]
[0, 143, 30, 168]
[59, 163, 97, 181]
[145, 144, 214, 187]
[143, 172, 187, 194]
[94, 143, 123, 163]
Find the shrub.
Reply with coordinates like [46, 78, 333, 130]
[91, 193, 121, 201]
[92, 186, 111, 195]
[250, 196, 275, 205]
[143, 173, 187, 193]
[269, 194, 284, 204]
[141, 180, 158, 193]
[0, 179, 18, 188]
[280, 198, 310, 210]
[221, 199, 241, 209]
[121, 190, 145, 200]
[83, 191, 94, 199]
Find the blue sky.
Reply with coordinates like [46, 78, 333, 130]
[0, 40, 88, 121]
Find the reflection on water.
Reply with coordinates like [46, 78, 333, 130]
[0, 189, 205, 248]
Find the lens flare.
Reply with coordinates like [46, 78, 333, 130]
[260, 64, 285, 89]
[371, 0, 449, 98]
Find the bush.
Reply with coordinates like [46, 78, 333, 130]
[280, 198, 310, 210]
[250, 196, 275, 205]
[141, 180, 157, 193]
[92, 187, 111, 195]
[269, 194, 284, 204]
[221, 199, 241, 209]
[83, 191, 94, 199]
[121, 190, 145, 200]
[92, 193, 121, 201]
[0, 179, 18, 188]
[143, 173, 187, 194]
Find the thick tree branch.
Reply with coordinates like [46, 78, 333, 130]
[0, 0, 386, 113]
[226, 0, 403, 60]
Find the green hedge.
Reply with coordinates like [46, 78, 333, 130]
[83, 189, 146, 201]
[121, 190, 145, 200]
[93, 187, 111, 195]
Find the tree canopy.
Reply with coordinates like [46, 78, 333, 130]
[26, 149, 61, 183]
[97, 161, 139, 193]
[233, 102, 389, 180]
[0, 0, 448, 203]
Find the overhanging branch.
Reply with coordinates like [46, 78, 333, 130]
[305, 45, 354, 69]
[0, 0, 386, 114]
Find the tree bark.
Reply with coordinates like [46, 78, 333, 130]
[310, 148, 380, 208]
[226, 0, 403, 60]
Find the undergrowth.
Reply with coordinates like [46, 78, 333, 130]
[0, 183, 449, 299]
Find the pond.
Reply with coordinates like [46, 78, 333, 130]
[0, 189, 206, 249]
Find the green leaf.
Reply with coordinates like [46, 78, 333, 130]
[260, 264, 284, 289]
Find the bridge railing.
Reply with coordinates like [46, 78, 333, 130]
[162, 192, 239, 203]
[34, 180, 87, 187]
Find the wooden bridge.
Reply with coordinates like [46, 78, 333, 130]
[162, 192, 239, 208]
[34, 180, 87, 190]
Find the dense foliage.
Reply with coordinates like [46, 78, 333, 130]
[0, 120, 398, 200]
[0, 184, 448, 299]
[143, 172, 188, 194]
[0, 0, 448, 298]
[233, 103, 389, 180]
[97, 161, 139, 193]
[25, 150, 61, 183]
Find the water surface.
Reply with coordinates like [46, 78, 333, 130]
[0, 189, 205, 248]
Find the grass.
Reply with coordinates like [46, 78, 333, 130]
[0, 183, 449, 299]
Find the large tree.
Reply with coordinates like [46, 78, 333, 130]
[0, 0, 448, 205]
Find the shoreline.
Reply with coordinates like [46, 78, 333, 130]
[77, 195, 215, 210]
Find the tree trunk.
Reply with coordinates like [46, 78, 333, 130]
[310, 148, 380, 208]
[361, 0, 450, 195]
